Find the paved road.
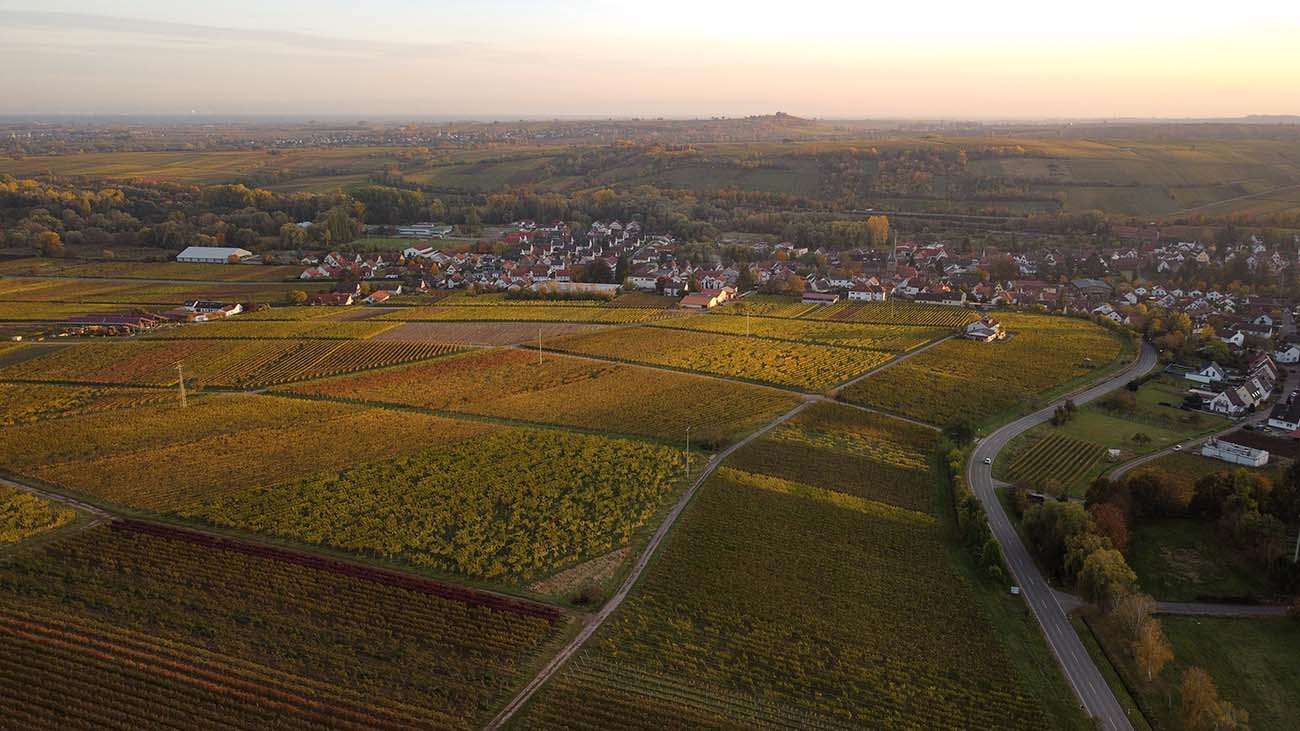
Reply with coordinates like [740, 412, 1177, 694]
[484, 399, 814, 730]
[1109, 345, 1298, 482]
[968, 343, 1159, 731]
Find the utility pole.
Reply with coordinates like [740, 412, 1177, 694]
[176, 363, 187, 408]
[1293, 525, 1299, 564]
[890, 230, 897, 323]
[685, 426, 691, 479]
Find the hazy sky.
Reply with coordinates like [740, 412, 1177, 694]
[1, 1, 1298, 118]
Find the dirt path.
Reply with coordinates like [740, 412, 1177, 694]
[828, 333, 954, 395]
[483, 398, 814, 730]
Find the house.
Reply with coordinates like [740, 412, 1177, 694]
[847, 284, 888, 302]
[964, 318, 1006, 342]
[1185, 362, 1227, 384]
[1201, 438, 1270, 467]
[1071, 278, 1113, 298]
[365, 290, 392, 304]
[1267, 396, 1300, 433]
[1206, 386, 1250, 417]
[309, 293, 354, 306]
[1275, 342, 1300, 364]
[1220, 330, 1246, 348]
[801, 291, 840, 305]
[176, 246, 253, 264]
[183, 301, 242, 318]
[678, 287, 736, 309]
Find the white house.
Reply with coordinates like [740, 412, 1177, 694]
[1201, 438, 1270, 467]
[1275, 342, 1300, 364]
[176, 246, 253, 264]
[1220, 330, 1246, 348]
[847, 284, 888, 302]
[1268, 397, 1300, 433]
[1185, 362, 1227, 384]
[1206, 386, 1250, 417]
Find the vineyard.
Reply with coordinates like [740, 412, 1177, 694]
[0, 339, 463, 388]
[0, 301, 128, 321]
[282, 348, 802, 445]
[150, 319, 399, 340]
[371, 321, 611, 345]
[1006, 433, 1109, 490]
[717, 294, 821, 318]
[517, 468, 1047, 729]
[0, 278, 323, 306]
[730, 402, 939, 514]
[0, 486, 76, 544]
[377, 304, 679, 324]
[0, 525, 562, 729]
[181, 429, 699, 581]
[649, 314, 946, 352]
[0, 257, 301, 282]
[0, 395, 493, 510]
[802, 300, 980, 328]
[542, 327, 891, 390]
[0, 383, 174, 426]
[840, 313, 1124, 424]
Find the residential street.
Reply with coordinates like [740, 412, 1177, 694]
[967, 343, 1159, 731]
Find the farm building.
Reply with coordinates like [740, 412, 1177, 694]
[1201, 438, 1269, 467]
[679, 287, 736, 310]
[176, 246, 253, 264]
[964, 318, 1006, 342]
[801, 291, 839, 305]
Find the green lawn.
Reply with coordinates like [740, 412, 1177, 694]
[1159, 617, 1300, 731]
[1128, 518, 1269, 602]
[1084, 612, 1300, 731]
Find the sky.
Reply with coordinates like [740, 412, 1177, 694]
[1, 0, 1298, 119]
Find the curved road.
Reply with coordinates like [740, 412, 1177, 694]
[968, 343, 1159, 731]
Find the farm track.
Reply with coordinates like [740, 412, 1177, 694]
[829, 333, 954, 395]
[483, 398, 815, 730]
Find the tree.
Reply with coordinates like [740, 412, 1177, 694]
[736, 265, 756, 292]
[1023, 501, 1091, 577]
[943, 417, 976, 447]
[36, 230, 63, 257]
[986, 254, 1019, 282]
[279, 222, 307, 248]
[1112, 590, 1156, 638]
[1180, 667, 1227, 731]
[1132, 619, 1174, 683]
[1077, 548, 1137, 608]
[1128, 471, 1185, 519]
[614, 255, 629, 286]
[1266, 461, 1300, 523]
[865, 215, 890, 247]
[1089, 503, 1129, 552]
[285, 290, 308, 305]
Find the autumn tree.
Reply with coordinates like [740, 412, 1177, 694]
[1132, 619, 1173, 683]
[1180, 667, 1247, 731]
[280, 222, 307, 248]
[865, 215, 890, 247]
[1112, 590, 1156, 639]
[36, 230, 63, 257]
[1089, 503, 1129, 552]
[1077, 548, 1137, 609]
